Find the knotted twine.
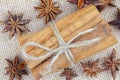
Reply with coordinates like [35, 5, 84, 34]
[21, 22, 102, 75]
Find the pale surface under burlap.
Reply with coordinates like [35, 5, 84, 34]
[0, 0, 120, 80]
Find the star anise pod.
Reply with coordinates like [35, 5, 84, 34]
[5, 56, 28, 80]
[60, 68, 78, 80]
[109, 8, 120, 29]
[103, 49, 120, 80]
[68, 0, 115, 11]
[80, 59, 104, 77]
[68, 0, 105, 9]
[0, 11, 30, 39]
[34, 0, 62, 24]
[68, 0, 84, 9]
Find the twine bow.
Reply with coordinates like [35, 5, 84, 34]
[21, 22, 101, 74]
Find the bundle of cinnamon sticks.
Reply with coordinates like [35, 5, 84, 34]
[18, 5, 117, 80]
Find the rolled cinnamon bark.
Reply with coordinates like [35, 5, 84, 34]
[19, 5, 100, 69]
[18, 5, 117, 80]
[31, 21, 116, 80]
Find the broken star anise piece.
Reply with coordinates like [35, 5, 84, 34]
[5, 56, 28, 80]
[0, 11, 30, 39]
[60, 68, 78, 80]
[109, 8, 120, 29]
[103, 49, 120, 80]
[80, 59, 104, 77]
[34, 0, 62, 24]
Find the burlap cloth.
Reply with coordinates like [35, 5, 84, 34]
[0, 0, 120, 80]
